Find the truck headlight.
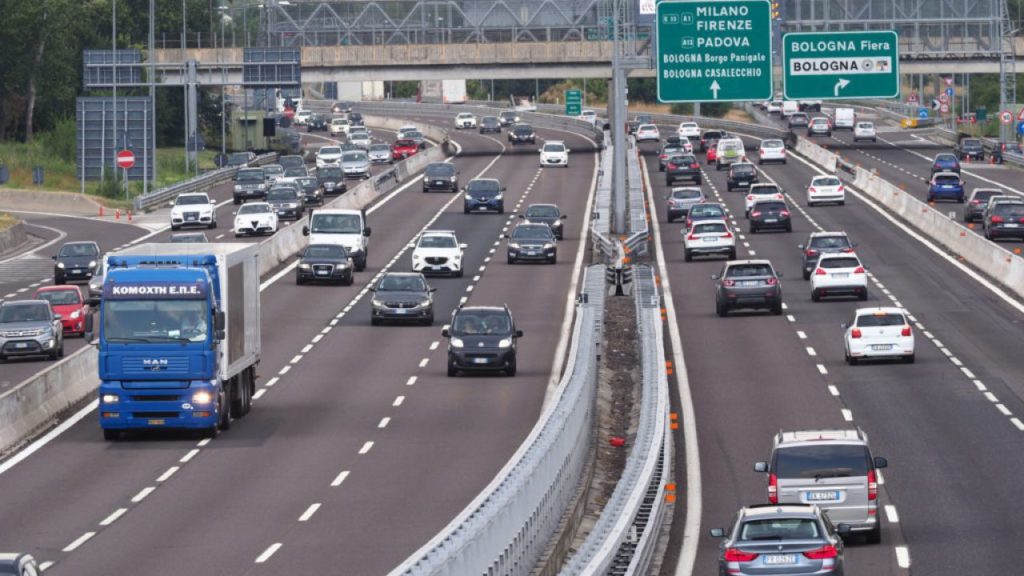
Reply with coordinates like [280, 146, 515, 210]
[498, 337, 513, 348]
[102, 394, 119, 404]
[450, 337, 464, 348]
[192, 391, 214, 405]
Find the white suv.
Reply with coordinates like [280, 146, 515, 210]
[329, 118, 351, 136]
[539, 141, 570, 167]
[454, 113, 477, 129]
[412, 230, 466, 277]
[810, 253, 867, 301]
[316, 146, 343, 168]
[844, 307, 915, 365]
[853, 121, 877, 142]
[169, 192, 217, 230]
[677, 122, 701, 139]
[682, 219, 736, 262]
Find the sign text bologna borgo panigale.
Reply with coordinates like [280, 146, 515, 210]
[656, 0, 772, 103]
[783, 31, 900, 100]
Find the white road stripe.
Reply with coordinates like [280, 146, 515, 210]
[180, 449, 200, 463]
[786, 315, 796, 322]
[358, 441, 374, 454]
[996, 404, 1012, 416]
[393, 396, 405, 407]
[378, 417, 391, 429]
[312, 334, 324, 344]
[406, 376, 417, 386]
[278, 365, 291, 376]
[974, 380, 987, 391]
[429, 341, 439, 351]
[961, 367, 975, 379]
[331, 470, 351, 487]
[841, 409, 853, 421]
[828, 385, 840, 396]
[253, 389, 266, 401]
[265, 377, 279, 387]
[301, 344, 313, 353]
[255, 543, 282, 563]
[895, 546, 911, 568]
[157, 466, 180, 482]
[418, 358, 429, 368]
[298, 503, 321, 522]
[796, 331, 807, 339]
[1011, 418, 1024, 431]
[816, 364, 828, 375]
[985, 392, 999, 403]
[290, 354, 303, 364]
[197, 438, 211, 448]
[884, 505, 900, 523]
[62, 532, 96, 552]
[99, 508, 128, 526]
[132, 486, 155, 503]
[806, 347, 817, 356]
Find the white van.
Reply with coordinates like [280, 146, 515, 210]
[302, 208, 371, 271]
[834, 107, 856, 130]
[781, 100, 799, 118]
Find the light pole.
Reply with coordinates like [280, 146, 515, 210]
[219, 6, 230, 156]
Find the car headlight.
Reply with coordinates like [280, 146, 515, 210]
[498, 337, 513, 348]
[552, 220, 563, 227]
[419, 299, 432, 307]
[413, 253, 422, 261]
[102, 394, 119, 404]
[70, 310, 81, 320]
[544, 243, 555, 249]
[336, 261, 349, 269]
[423, 177, 430, 183]
[450, 337, 465, 348]
[494, 193, 504, 200]
[449, 176, 457, 182]
[192, 391, 214, 405]
[299, 263, 311, 270]
[372, 298, 384, 307]
[56, 262, 65, 269]
[465, 194, 474, 201]
[508, 242, 521, 250]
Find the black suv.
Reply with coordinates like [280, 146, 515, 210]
[422, 162, 459, 193]
[306, 114, 328, 132]
[53, 241, 101, 285]
[506, 223, 557, 264]
[798, 231, 856, 279]
[699, 130, 725, 152]
[479, 116, 501, 134]
[443, 305, 523, 376]
[726, 162, 758, 191]
[984, 200, 1024, 241]
[665, 154, 702, 185]
[296, 244, 354, 285]
[347, 112, 364, 126]
[508, 124, 536, 145]
[317, 166, 347, 196]
[370, 272, 434, 325]
[748, 199, 792, 233]
[955, 138, 985, 161]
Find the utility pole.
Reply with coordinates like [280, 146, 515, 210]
[611, 0, 627, 234]
[147, 0, 156, 196]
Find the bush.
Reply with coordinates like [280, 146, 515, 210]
[35, 116, 77, 162]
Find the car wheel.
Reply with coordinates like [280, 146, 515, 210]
[423, 315, 434, 326]
[808, 201, 816, 207]
[209, 220, 217, 230]
[785, 224, 792, 233]
[957, 197, 965, 204]
[749, 225, 757, 234]
[728, 250, 736, 261]
[665, 179, 672, 186]
[455, 268, 464, 278]
[447, 361, 459, 377]
[904, 353, 916, 364]
[839, 201, 845, 206]
[667, 213, 674, 223]
[927, 194, 934, 203]
[233, 197, 241, 205]
[865, 523, 882, 544]
[659, 165, 665, 172]
[781, 159, 787, 164]
[845, 351, 857, 365]
[811, 288, 821, 302]
[507, 255, 515, 265]
[684, 249, 692, 262]
[58, 339, 64, 358]
[171, 224, 180, 231]
[715, 300, 728, 318]
[715, 163, 722, 171]
[464, 207, 471, 214]
[859, 289, 869, 301]
[505, 357, 517, 377]
[371, 317, 381, 326]
[498, 207, 504, 214]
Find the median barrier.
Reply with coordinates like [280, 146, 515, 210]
[0, 219, 28, 255]
[0, 189, 104, 216]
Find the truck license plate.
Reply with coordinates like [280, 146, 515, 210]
[148, 419, 165, 425]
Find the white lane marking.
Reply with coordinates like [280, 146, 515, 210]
[465, 285, 474, 292]
[459, 296, 468, 305]
[796, 331, 807, 339]
[816, 364, 828, 375]
[62, 532, 96, 552]
[885, 505, 900, 523]
[378, 417, 391, 429]
[985, 392, 999, 403]
[828, 385, 840, 396]
[298, 503, 321, 522]
[255, 543, 282, 563]
[131, 486, 156, 503]
[157, 466, 179, 482]
[405, 376, 418, 386]
[961, 367, 976, 379]
[786, 314, 796, 322]
[895, 546, 911, 568]
[312, 334, 324, 344]
[806, 347, 817, 357]
[841, 409, 854, 421]
[429, 341, 439, 351]
[39, 561, 53, 571]
[473, 275, 481, 282]
[196, 438, 211, 448]
[877, 469, 885, 484]
[180, 449, 200, 463]
[393, 395, 405, 407]
[974, 380, 987, 392]
[1012, 418, 1024, 431]
[321, 326, 332, 334]
[331, 470, 351, 487]
[0, 399, 98, 477]
[278, 365, 291, 376]
[265, 377, 279, 388]
[215, 233, 225, 240]
[418, 358, 429, 368]
[997, 404, 1013, 416]
[99, 507, 128, 526]
[301, 344, 313, 353]
[358, 441, 374, 454]
[253, 389, 267, 401]
[290, 354, 303, 364]
[950, 356, 963, 367]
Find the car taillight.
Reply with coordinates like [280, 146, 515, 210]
[991, 216, 1004, 223]
[838, 185, 845, 192]
[724, 548, 759, 562]
[971, 199, 981, 204]
[776, 194, 784, 200]
[723, 279, 735, 287]
[751, 210, 762, 218]
[765, 277, 778, 286]
[901, 326, 912, 337]
[685, 219, 693, 228]
[723, 231, 733, 238]
[805, 249, 818, 256]
[687, 233, 697, 240]
[851, 328, 862, 338]
[780, 210, 791, 217]
[854, 266, 865, 274]
[667, 163, 677, 170]
[690, 163, 700, 169]
[746, 195, 754, 201]
[841, 247, 854, 253]
[660, 154, 668, 160]
[815, 268, 827, 275]
[868, 469, 878, 500]
[809, 186, 816, 194]
[803, 545, 839, 560]
[768, 473, 778, 503]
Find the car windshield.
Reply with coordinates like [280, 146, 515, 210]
[0, 304, 50, 322]
[458, 114, 473, 119]
[703, 131, 723, 139]
[228, 152, 250, 164]
[690, 205, 724, 218]
[266, 189, 297, 201]
[426, 164, 455, 177]
[304, 244, 347, 259]
[453, 311, 511, 335]
[501, 112, 516, 119]
[774, 444, 870, 478]
[514, 126, 533, 134]
[694, 222, 727, 234]
[378, 275, 426, 292]
[856, 312, 906, 327]
[406, 131, 423, 139]
[468, 180, 500, 194]
[995, 204, 1024, 218]
[370, 144, 390, 152]
[263, 165, 283, 176]
[37, 289, 81, 306]
[343, 152, 367, 162]
[762, 139, 784, 148]
[935, 175, 960, 185]
[680, 122, 696, 129]
[740, 519, 820, 541]
[284, 167, 306, 177]
[482, 117, 499, 125]
[176, 195, 208, 206]
[731, 165, 755, 175]
[812, 118, 828, 125]
[527, 206, 560, 218]
[819, 257, 859, 269]
[857, 122, 874, 129]
[319, 167, 342, 178]
[310, 213, 362, 234]
[726, 264, 773, 278]
[320, 147, 341, 156]
[59, 243, 98, 257]
[810, 236, 851, 249]
[672, 189, 702, 199]
[512, 226, 553, 240]
[751, 186, 779, 195]
[237, 169, 263, 181]
[543, 144, 565, 152]
[419, 235, 457, 248]
[103, 300, 208, 343]
[238, 203, 271, 214]
[813, 177, 841, 187]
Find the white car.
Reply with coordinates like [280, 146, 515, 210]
[853, 121, 877, 142]
[411, 230, 466, 277]
[316, 146, 343, 169]
[348, 131, 372, 150]
[329, 118, 351, 136]
[262, 164, 285, 184]
[677, 122, 701, 140]
[757, 139, 787, 164]
[579, 110, 598, 125]
[810, 253, 867, 301]
[682, 219, 736, 262]
[807, 175, 845, 206]
[397, 125, 418, 138]
[454, 113, 477, 129]
[744, 183, 785, 217]
[169, 192, 217, 230]
[233, 202, 279, 237]
[635, 124, 660, 143]
[294, 110, 313, 126]
[539, 141, 570, 167]
[766, 100, 783, 114]
[844, 307, 915, 364]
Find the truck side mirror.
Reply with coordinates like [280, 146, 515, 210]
[363, 227, 372, 237]
[214, 310, 226, 332]
[84, 314, 94, 342]
[302, 225, 310, 236]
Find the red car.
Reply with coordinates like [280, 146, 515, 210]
[391, 139, 419, 160]
[35, 285, 89, 336]
[705, 145, 718, 165]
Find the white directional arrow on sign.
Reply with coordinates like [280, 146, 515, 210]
[834, 78, 850, 97]
[710, 80, 721, 100]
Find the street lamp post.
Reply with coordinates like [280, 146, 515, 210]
[219, 6, 230, 157]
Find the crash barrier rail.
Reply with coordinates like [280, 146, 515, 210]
[796, 136, 1024, 302]
[591, 137, 615, 262]
[625, 139, 649, 257]
[133, 152, 278, 212]
[564, 265, 671, 575]
[927, 127, 1024, 168]
[0, 118, 447, 456]
[388, 266, 606, 576]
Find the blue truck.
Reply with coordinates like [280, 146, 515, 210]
[86, 243, 261, 440]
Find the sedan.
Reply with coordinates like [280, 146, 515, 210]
[392, 139, 419, 160]
[520, 203, 567, 240]
[368, 143, 393, 164]
[35, 285, 89, 336]
[665, 154, 702, 185]
[757, 139, 786, 164]
[844, 307, 915, 364]
[984, 200, 1024, 241]
[53, 241, 101, 285]
[726, 162, 758, 191]
[506, 223, 557, 264]
[811, 253, 868, 301]
[807, 175, 845, 206]
[666, 187, 706, 222]
[454, 112, 477, 129]
[479, 116, 501, 133]
[744, 183, 784, 217]
[677, 121, 701, 139]
[748, 199, 792, 233]
[683, 219, 736, 261]
[713, 260, 784, 317]
[634, 124, 660, 143]
[233, 201, 279, 236]
[341, 151, 371, 179]
[296, 243, 354, 286]
[926, 172, 965, 203]
[370, 272, 434, 325]
[853, 121, 877, 142]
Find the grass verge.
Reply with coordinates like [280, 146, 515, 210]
[0, 213, 17, 231]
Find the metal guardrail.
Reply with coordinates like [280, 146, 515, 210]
[388, 266, 605, 576]
[624, 139, 649, 257]
[564, 265, 670, 576]
[592, 137, 615, 262]
[133, 152, 278, 212]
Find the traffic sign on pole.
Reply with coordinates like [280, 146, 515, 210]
[565, 89, 582, 116]
[939, 93, 949, 104]
[116, 149, 135, 169]
[940, 103, 950, 114]
[918, 108, 929, 119]
[945, 87, 955, 98]
[944, 76, 955, 87]
[656, 0, 773, 103]
[782, 31, 899, 100]
[1017, 106, 1024, 122]
[1001, 111, 1013, 125]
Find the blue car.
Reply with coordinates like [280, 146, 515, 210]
[927, 171, 965, 203]
[463, 178, 506, 214]
[931, 152, 961, 174]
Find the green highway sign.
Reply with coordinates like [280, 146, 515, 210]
[565, 89, 582, 116]
[656, 0, 773, 103]
[782, 31, 900, 100]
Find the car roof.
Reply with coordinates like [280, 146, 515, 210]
[777, 428, 866, 447]
[809, 230, 849, 238]
[741, 504, 821, 519]
[469, 178, 500, 183]
[421, 230, 457, 236]
[727, 259, 772, 266]
[527, 203, 560, 210]
[382, 271, 425, 278]
[36, 285, 81, 293]
[543, 140, 566, 145]
[2, 299, 48, 308]
[457, 305, 509, 314]
[853, 306, 908, 317]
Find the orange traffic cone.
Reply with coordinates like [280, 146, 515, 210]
[115, 209, 120, 220]
[99, 206, 104, 217]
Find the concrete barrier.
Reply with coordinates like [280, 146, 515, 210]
[0, 189, 104, 216]
[0, 219, 28, 255]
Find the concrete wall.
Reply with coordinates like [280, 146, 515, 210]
[0, 189, 104, 217]
[0, 219, 27, 256]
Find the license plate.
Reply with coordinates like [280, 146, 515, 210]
[872, 344, 893, 351]
[278, 210, 288, 215]
[763, 554, 798, 566]
[473, 358, 489, 364]
[740, 280, 760, 286]
[1005, 223, 1020, 228]
[186, 216, 197, 221]
[738, 181, 748, 186]
[833, 273, 849, 278]
[478, 206, 488, 211]
[395, 309, 407, 315]
[765, 218, 778, 223]
[70, 269, 83, 274]
[148, 419, 165, 426]
[526, 251, 538, 255]
[806, 490, 839, 501]
[435, 181, 444, 185]
[431, 266, 443, 270]
[15, 342, 28, 348]
[316, 270, 329, 276]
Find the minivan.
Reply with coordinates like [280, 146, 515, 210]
[781, 100, 799, 117]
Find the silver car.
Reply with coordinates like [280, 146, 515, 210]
[666, 186, 706, 222]
[0, 300, 65, 361]
[754, 429, 888, 544]
[341, 150, 371, 179]
[710, 504, 848, 576]
[349, 131, 372, 150]
[368, 143, 392, 164]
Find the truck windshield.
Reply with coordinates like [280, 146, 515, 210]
[104, 300, 208, 343]
[311, 214, 362, 234]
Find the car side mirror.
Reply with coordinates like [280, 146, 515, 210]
[368, 287, 375, 292]
[210, 199, 218, 204]
[502, 186, 508, 191]
[753, 461, 768, 473]
[429, 287, 437, 293]
[363, 227, 372, 237]
[538, 149, 543, 154]
[503, 234, 511, 239]
[460, 243, 468, 249]
[836, 524, 853, 536]
[53, 313, 63, 320]
[797, 244, 805, 250]
[840, 322, 849, 329]
[52, 255, 57, 260]
[560, 214, 567, 219]
[518, 214, 525, 219]
[441, 328, 450, 338]
[515, 329, 524, 338]
[874, 457, 888, 469]
[84, 314, 94, 342]
[214, 311, 226, 332]
[710, 274, 720, 280]
[168, 200, 176, 207]
[709, 528, 726, 538]
[567, 149, 571, 153]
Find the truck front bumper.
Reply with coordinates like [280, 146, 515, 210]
[99, 381, 221, 430]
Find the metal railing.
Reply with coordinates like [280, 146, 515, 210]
[133, 152, 277, 212]
[624, 139, 648, 256]
[388, 266, 605, 576]
[564, 265, 671, 575]
[591, 137, 615, 262]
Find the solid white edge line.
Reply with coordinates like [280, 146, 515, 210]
[0, 399, 98, 477]
[255, 542, 282, 563]
[1011, 417, 1024, 431]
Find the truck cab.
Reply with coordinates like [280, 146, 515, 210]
[303, 208, 371, 271]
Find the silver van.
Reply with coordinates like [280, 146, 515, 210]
[754, 429, 888, 543]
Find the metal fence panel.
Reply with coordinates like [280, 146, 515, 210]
[76, 96, 154, 182]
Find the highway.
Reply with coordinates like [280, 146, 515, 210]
[0, 114, 600, 575]
[642, 117, 1024, 575]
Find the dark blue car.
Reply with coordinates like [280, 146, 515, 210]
[927, 172, 965, 203]
[463, 178, 506, 214]
[931, 153, 961, 174]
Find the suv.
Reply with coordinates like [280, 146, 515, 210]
[0, 300, 65, 361]
[370, 272, 435, 325]
[422, 162, 459, 193]
[665, 154, 702, 185]
[926, 171, 965, 203]
[666, 187, 706, 222]
[807, 117, 832, 137]
[443, 305, 523, 376]
[726, 162, 758, 191]
[498, 111, 519, 127]
[508, 124, 536, 145]
[169, 192, 217, 230]
[983, 199, 1024, 241]
[754, 429, 889, 544]
[955, 138, 985, 161]
[412, 230, 466, 276]
[232, 168, 268, 204]
[748, 199, 792, 233]
[53, 241, 101, 285]
[463, 179, 506, 213]
[798, 232, 856, 280]
[712, 259, 784, 317]
[709, 504, 849, 576]
[963, 188, 1001, 222]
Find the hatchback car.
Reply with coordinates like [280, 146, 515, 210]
[392, 139, 419, 160]
[0, 300, 64, 361]
[963, 188, 1002, 222]
[807, 117, 832, 137]
[726, 162, 758, 191]
[53, 241, 101, 285]
[370, 272, 434, 325]
[479, 116, 501, 134]
[787, 112, 809, 129]
[843, 307, 915, 365]
[295, 176, 322, 206]
[684, 202, 727, 230]
[348, 112, 365, 126]
[926, 171, 965, 203]
[317, 166, 346, 196]
[665, 154, 702, 185]
[810, 253, 867, 301]
[233, 201, 279, 237]
[983, 199, 1024, 241]
[422, 162, 459, 193]
[443, 305, 522, 376]
[757, 139, 786, 164]
[539, 141, 570, 167]
[713, 260, 784, 317]
[412, 230, 466, 277]
[506, 223, 557, 264]
[699, 129, 725, 152]
[521, 203, 567, 239]
[508, 124, 537, 145]
[754, 428, 888, 544]
[296, 243, 354, 286]
[677, 121, 701, 140]
[683, 219, 736, 261]
[34, 285, 88, 336]
[463, 179, 506, 213]
[798, 232, 856, 280]
[744, 183, 785, 217]
[710, 504, 848, 576]
[853, 121, 877, 142]
[807, 175, 845, 206]
[341, 151, 371, 179]
[932, 152, 962, 174]
[749, 199, 792, 233]
[265, 186, 304, 220]
[666, 187, 706, 222]
[634, 124, 660, 143]
[658, 145, 687, 172]
[367, 143, 392, 164]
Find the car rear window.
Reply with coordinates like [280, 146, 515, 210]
[936, 154, 957, 162]
[703, 131, 723, 139]
[694, 222, 727, 234]
[813, 177, 841, 187]
[774, 444, 870, 478]
[731, 165, 755, 175]
[972, 191, 1000, 202]
[726, 264, 773, 277]
[994, 204, 1024, 218]
[963, 139, 981, 146]
[754, 202, 786, 211]
[690, 205, 724, 218]
[810, 236, 851, 249]
[672, 189, 702, 199]
[935, 175, 960, 185]
[761, 139, 784, 148]
[856, 313, 906, 327]
[669, 155, 696, 165]
[819, 257, 859, 269]
[425, 164, 455, 177]
[751, 186, 779, 195]
[740, 518, 820, 541]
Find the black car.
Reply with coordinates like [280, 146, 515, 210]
[520, 203, 567, 240]
[508, 124, 536, 145]
[317, 166, 347, 196]
[53, 241, 101, 284]
[422, 162, 459, 193]
[699, 130, 725, 152]
[506, 223, 557, 264]
[479, 116, 501, 134]
[749, 199, 792, 233]
[226, 151, 256, 167]
[232, 167, 268, 204]
[295, 176, 322, 206]
[306, 114, 328, 132]
[296, 243, 354, 286]
[726, 162, 758, 191]
[331, 101, 352, 114]
[627, 114, 653, 135]
[443, 305, 523, 376]
[347, 112, 364, 126]
[798, 232, 856, 279]
[712, 260, 784, 317]
[984, 200, 1024, 241]
[282, 166, 308, 181]
[463, 179, 505, 213]
[499, 111, 519, 127]
[787, 112, 809, 128]
[279, 155, 305, 171]
[266, 185, 305, 220]
[955, 138, 985, 161]
[370, 272, 434, 325]
[665, 154, 702, 185]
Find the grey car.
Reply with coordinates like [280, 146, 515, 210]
[0, 300, 65, 362]
[666, 187, 706, 222]
[341, 150, 371, 179]
[506, 223, 557, 264]
[370, 272, 434, 325]
[754, 429, 888, 544]
[266, 185, 305, 220]
[963, 188, 1002, 222]
[710, 504, 849, 576]
[798, 232, 856, 280]
[53, 241, 101, 285]
[713, 260, 783, 317]
[368, 143, 392, 164]
[520, 203, 567, 240]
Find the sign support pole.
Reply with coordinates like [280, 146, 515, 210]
[611, 0, 626, 234]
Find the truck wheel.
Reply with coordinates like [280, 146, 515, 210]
[218, 387, 232, 431]
[230, 375, 250, 419]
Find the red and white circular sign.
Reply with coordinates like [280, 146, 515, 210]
[1001, 111, 1014, 125]
[116, 149, 135, 169]
[939, 103, 950, 114]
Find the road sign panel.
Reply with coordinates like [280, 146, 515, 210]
[1017, 106, 1024, 122]
[940, 103, 950, 114]
[944, 76, 955, 86]
[918, 108, 929, 119]
[116, 150, 135, 169]
[565, 89, 582, 116]
[656, 0, 772, 103]
[782, 31, 899, 100]
[939, 93, 949, 104]
[945, 87, 955, 98]
[1001, 111, 1013, 124]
